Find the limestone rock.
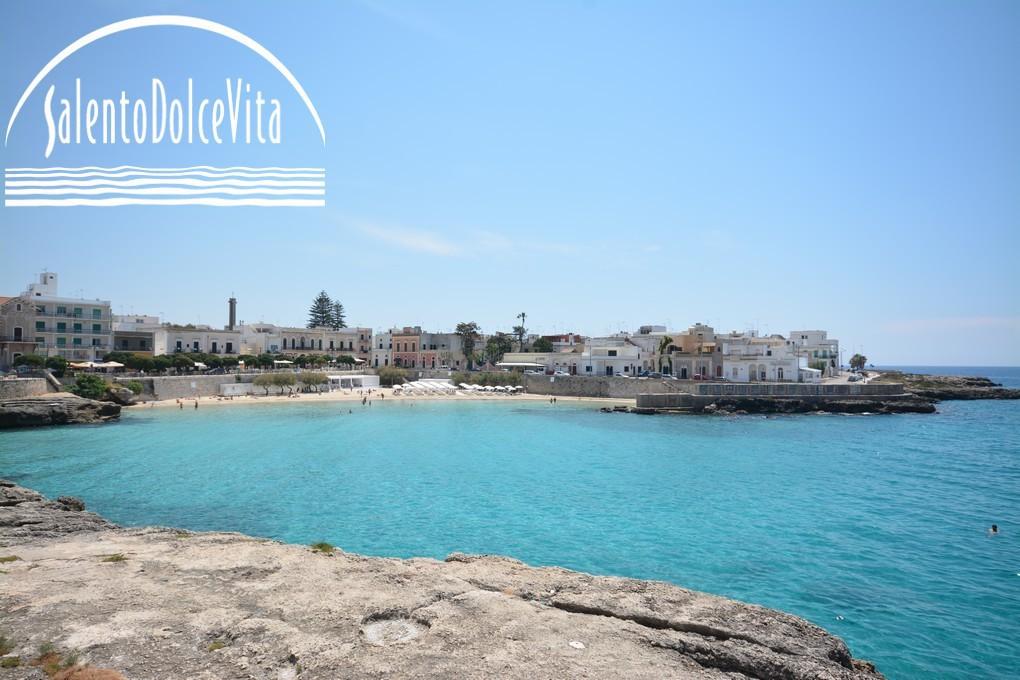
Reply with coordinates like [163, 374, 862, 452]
[875, 371, 1020, 400]
[103, 385, 138, 406]
[0, 480, 115, 545]
[0, 484, 885, 679]
[0, 393, 120, 429]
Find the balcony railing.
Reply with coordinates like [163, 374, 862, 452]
[33, 311, 111, 320]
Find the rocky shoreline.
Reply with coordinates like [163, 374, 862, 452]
[0, 481, 884, 679]
[873, 371, 1020, 400]
[0, 394, 120, 429]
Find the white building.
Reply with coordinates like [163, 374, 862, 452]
[371, 330, 392, 368]
[0, 272, 113, 365]
[720, 334, 800, 382]
[790, 330, 840, 377]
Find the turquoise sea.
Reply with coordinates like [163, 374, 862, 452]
[2, 367, 1019, 678]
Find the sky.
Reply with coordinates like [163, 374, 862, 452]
[1, 0, 1017, 365]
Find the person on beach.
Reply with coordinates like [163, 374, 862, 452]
[194, 401, 198, 409]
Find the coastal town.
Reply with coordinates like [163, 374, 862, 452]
[0, 271, 845, 384]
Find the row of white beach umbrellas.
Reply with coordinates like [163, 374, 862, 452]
[391, 381, 525, 395]
[458, 383, 524, 393]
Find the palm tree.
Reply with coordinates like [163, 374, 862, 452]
[657, 335, 674, 374]
[849, 353, 867, 372]
[515, 312, 527, 351]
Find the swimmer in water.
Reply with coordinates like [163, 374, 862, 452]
[989, 524, 999, 536]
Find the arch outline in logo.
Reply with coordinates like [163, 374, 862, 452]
[5, 14, 326, 146]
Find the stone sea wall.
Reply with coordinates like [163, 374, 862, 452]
[523, 374, 687, 398]
[111, 374, 256, 400]
[0, 377, 50, 399]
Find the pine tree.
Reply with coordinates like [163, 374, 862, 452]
[307, 291, 333, 328]
[330, 301, 347, 330]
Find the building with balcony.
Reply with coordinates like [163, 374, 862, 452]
[720, 334, 800, 382]
[371, 330, 393, 368]
[0, 273, 112, 367]
[391, 326, 423, 368]
[790, 330, 840, 377]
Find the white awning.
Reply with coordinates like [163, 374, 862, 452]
[496, 362, 546, 368]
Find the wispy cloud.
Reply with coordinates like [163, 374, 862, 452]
[345, 217, 580, 259]
[881, 316, 1020, 334]
[356, 222, 463, 257]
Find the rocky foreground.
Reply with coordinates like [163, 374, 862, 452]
[0, 394, 120, 429]
[875, 371, 1020, 401]
[0, 481, 883, 679]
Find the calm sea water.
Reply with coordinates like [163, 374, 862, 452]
[2, 367, 1019, 678]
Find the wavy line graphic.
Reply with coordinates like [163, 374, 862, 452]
[6, 179, 324, 188]
[5, 171, 325, 180]
[5, 198, 326, 207]
[5, 187, 325, 196]
[6, 166, 326, 172]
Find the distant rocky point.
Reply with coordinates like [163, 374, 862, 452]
[0, 481, 884, 679]
[875, 371, 1020, 401]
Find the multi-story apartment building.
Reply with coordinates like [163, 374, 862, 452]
[371, 330, 393, 368]
[391, 326, 422, 368]
[420, 332, 470, 370]
[790, 330, 840, 377]
[661, 323, 722, 379]
[720, 333, 800, 382]
[0, 273, 112, 367]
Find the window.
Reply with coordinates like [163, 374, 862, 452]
[192, 341, 199, 351]
[140, 340, 148, 350]
[73, 307, 83, 317]
[92, 338, 101, 346]
[92, 324, 101, 333]
[225, 342, 232, 353]
[56, 306, 67, 315]
[56, 322, 66, 332]
[36, 321, 45, 331]
[12, 327, 22, 341]
[56, 337, 66, 347]
[36, 337, 44, 343]
[36, 305, 45, 313]
[73, 323, 82, 333]
[175, 340, 182, 351]
[608, 350, 617, 357]
[73, 337, 82, 346]
[15, 303, 22, 311]
[92, 309, 102, 319]
[330, 340, 335, 350]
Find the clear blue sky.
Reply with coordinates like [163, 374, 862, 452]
[1, 1, 1017, 365]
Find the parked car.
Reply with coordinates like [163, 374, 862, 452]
[847, 374, 861, 382]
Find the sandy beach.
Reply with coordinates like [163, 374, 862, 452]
[134, 387, 632, 410]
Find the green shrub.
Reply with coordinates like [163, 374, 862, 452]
[12, 354, 45, 368]
[69, 374, 108, 400]
[299, 372, 328, 392]
[451, 371, 521, 387]
[44, 356, 68, 377]
[310, 542, 334, 554]
[123, 380, 144, 395]
[377, 366, 408, 386]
